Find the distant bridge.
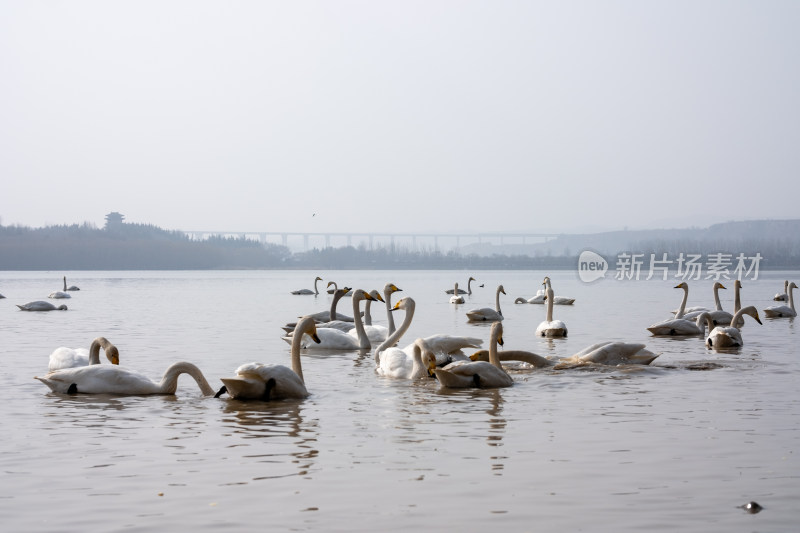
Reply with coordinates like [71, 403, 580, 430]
[183, 230, 561, 252]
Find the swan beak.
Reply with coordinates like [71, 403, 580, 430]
[719, 284, 727, 290]
[498, 335, 504, 347]
[310, 332, 321, 344]
[754, 313, 762, 325]
[375, 293, 385, 303]
[426, 357, 437, 377]
[110, 349, 120, 365]
[390, 284, 402, 292]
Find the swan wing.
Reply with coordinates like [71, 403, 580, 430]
[48, 347, 90, 371]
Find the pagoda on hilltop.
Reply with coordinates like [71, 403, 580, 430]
[104, 211, 125, 230]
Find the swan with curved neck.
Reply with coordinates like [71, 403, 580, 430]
[376, 335, 435, 380]
[706, 306, 762, 348]
[64, 276, 80, 291]
[291, 289, 375, 350]
[466, 285, 505, 321]
[216, 316, 320, 400]
[764, 281, 797, 318]
[535, 277, 567, 337]
[291, 276, 323, 295]
[681, 282, 733, 325]
[49, 337, 120, 372]
[432, 322, 513, 389]
[35, 362, 215, 396]
[556, 341, 660, 367]
[348, 289, 389, 343]
[449, 282, 465, 304]
[374, 297, 483, 365]
[445, 276, 476, 295]
[17, 301, 68, 311]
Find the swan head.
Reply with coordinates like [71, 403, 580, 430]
[391, 296, 415, 313]
[326, 281, 336, 288]
[107, 345, 120, 365]
[715, 282, 727, 290]
[315, 276, 322, 281]
[498, 285, 506, 295]
[542, 276, 551, 286]
[734, 280, 742, 289]
[469, 276, 476, 282]
[352, 289, 375, 302]
[673, 282, 689, 290]
[384, 283, 402, 294]
[296, 316, 321, 343]
[368, 290, 385, 303]
[491, 321, 504, 346]
[789, 281, 798, 291]
[57, 305, 68, 310]
[741, 306, 763, 325]
[514, 297, 526, 304]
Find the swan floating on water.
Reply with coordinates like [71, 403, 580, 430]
[445, 277, 476, 295]
[764, 281, 797, 318]
[17, 301, 68, 311]
[35, 361, 215, 396]
[773, 280, 789, 301]
[466, 285, 505, 322]
[286, 289, 375, 350]
[449, 282, 465, 304]
[557, 342, 660, 366]
[679, 282, 733, 326]
[48, 291, 71, 299]
[706, 306, 762, 348]
[535, 277, 567, 337]
[48, 337, 120, 371]
[216, 316, 320, 400]
[63, 276, 80, 291]
[290, 276, 323, 295]
[431, 321, 514, 389]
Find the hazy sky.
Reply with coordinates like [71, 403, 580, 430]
[1, 1, 798, 236]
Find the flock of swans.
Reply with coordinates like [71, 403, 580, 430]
[24, 274, 797, 400]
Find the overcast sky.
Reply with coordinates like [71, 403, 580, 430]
[1, 1, 798, 236]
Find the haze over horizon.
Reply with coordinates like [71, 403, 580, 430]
[2, 2, 798, 236]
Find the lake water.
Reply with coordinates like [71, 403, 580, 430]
[1, 269, 798, 532]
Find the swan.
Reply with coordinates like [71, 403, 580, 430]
[308, 286, 356, 323]
[382, 282, 403, 334]
[35, 361, 215, 396]
[535, 278, 567, 337]
[445, 276, 476, 295]
[290, 276, 323, 295]
[48, 291, 71, 299]
[215, 316, 319, 400]
[326, 281, 352, 296]
[681, 282, 733, 325]
[764, 281, 797, 318]
[449, 282, 465, 304]
[63, 276, 80, 291]
[374, 297, 483, 367]
[287, 289, 375, 350]
[466, 285, 505, 321]
[522, 279, 575, 305]
[706, 306, 762, 348]
[376, 337, 436, 380]
[557, 341, 660, 366]
[348, 289, 389, 343]
[432, 322, 514, 389]
[17, 301, 68, 311]
[647, 308, 710, 336]
[773, 280, 789, 301]
[48, 337, 120, 371]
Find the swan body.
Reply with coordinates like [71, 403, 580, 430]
[523, 286, 575, 305]
[291, 276, 322, 295]
[217, 316, 319, 400]
[63, 276, 80, 291]
[647, 310, 709, 336]
[288, 289, 375, 349]
[706, 306, 762, 348]
[48, 337, 120, 371]
[560, 341, 659, 366]
[48, 291, 71, 299]
[466, 285, 505, 321]
[764, 281, 797, 318]
[445, 277, 476, 295]
[449, 282, 465, 304]
[17, 301, 68, 311]
[376, 337, 435, 379]
[773, 280, 789, 301]
[35, 362, 215, 396]
[433, 322, 513, 389]
[535, 277, 567, 337]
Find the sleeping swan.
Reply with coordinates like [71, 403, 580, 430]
[215, 316, 320, 400]
[17, 301, 68, 311]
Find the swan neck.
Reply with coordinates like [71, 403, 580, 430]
[789, 284, 796, 311]
[713, 285, 723, 311]
[545, 288, 554, 322]
[384, 288, 396, 334]
[329, 291, 343, 320]
[495, 287, 502, 315]
[364, 300, 373, 326]
[734, 284, 741, 313]
[376, 300, 414, 358]
[63, 277, 67, 291]
[160, 362, 215, 396]
[313, 277, 319, 295]
[89, 337, 115, 365]
[676, 286, 689, 318]
[290, 328, 306, 383]
[467, 278, 473, 295]
[489, 328, 501, 369]
[352, 295, 370, 349]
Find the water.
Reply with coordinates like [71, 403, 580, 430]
[1, 269, 798, 532]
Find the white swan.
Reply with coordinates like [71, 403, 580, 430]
[445, 276, 476, 295]
[535, 278, 567, 337]
[348, 289, 389, 343]
[216, 316, 319, 400]
[290, 276, 323, 295]
[647, 307, 709, 336]
[287, 289, 375, 350]
[48, 291, 71, 299]
[706, 306, 762, 348]
[557, 342, 660, 367]
[35, 361, 215, 396]
[432, 322, 514, 389]
[376, 337, 435, 380]
[681, 282, 733, 325]
[326, 281, 352, 296]
[374, 297, 483, 367]
[48, 337, 120, 371]
[17, 301, 68, 311]
[63, 276, 80, 291]
[773, 280, 789, 301]
[764, 281, 797, 318]
[466, 285, 505, 322]
[449, 282, 465, 304]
